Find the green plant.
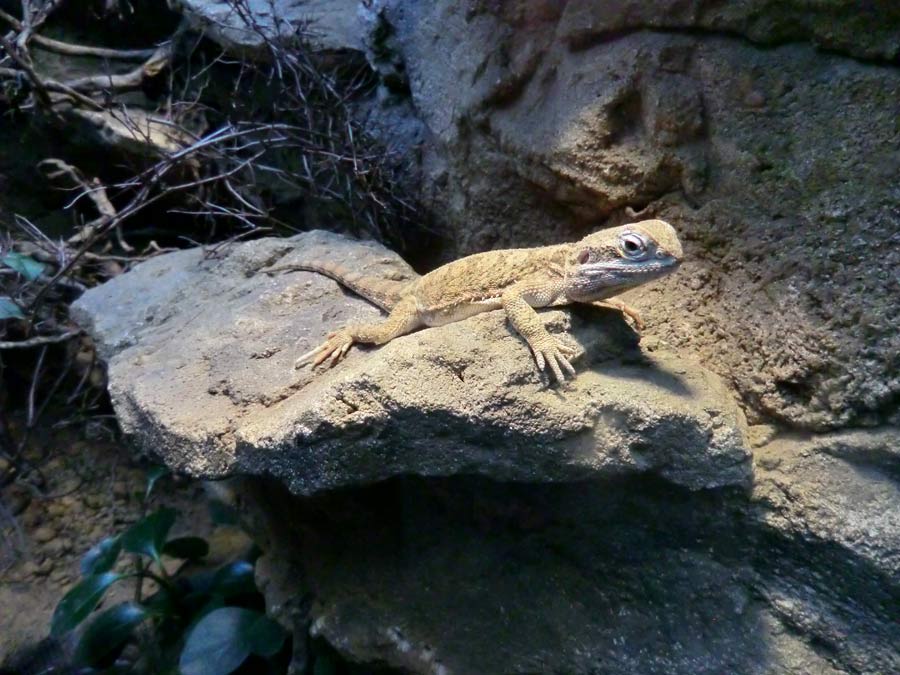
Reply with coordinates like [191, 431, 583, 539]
[50, 466, 288, 674]
[1, 250, 45, 318]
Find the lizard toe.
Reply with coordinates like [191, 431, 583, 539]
[294, 342, 328, 369]
[296, 330, 355, 369]
[530, 339, 577, 383]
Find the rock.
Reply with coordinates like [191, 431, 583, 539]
[20, 561, 40, 579]
[62, 5, 900, 674]
[245, 457, 900, 675]
[350, 2, 900, 431]
[554, 0, 900, 61]
[2, 484, 31, 516]
[45, 502, 66, 519]
[20, 506, 43, 529]
[49, 568, 70, 584]
[84, 494, 105, 510]
[44, 538, 73, 558]
[753, 429, 900, 579]
[171, 0, 363, 53]
[747, 429, 900, 674]
[72, 231, 750, 494]
[32, 526, 57, 544]
[35, 559, 53, 577]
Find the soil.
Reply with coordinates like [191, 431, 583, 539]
[0, 419, 244, 667]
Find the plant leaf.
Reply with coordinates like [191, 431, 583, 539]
[2, 252, 45, 281]
[51, 571, 121, 636]
[210, 560, 257, 598]
[120, 507, 177, 562]
[144, 465, 169, 501]
[0, 297, 25, 320]
[179, 607, 255, 675]
[74, 602, 148, 667]
[80, 536, 122, 576]
[245, 613, 286, 658]
[162, 536, 209, 561]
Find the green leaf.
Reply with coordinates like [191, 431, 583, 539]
[80, 536, 122, 576]
[178, 607, 255, 675]
[51, 571, 121, 636]
[144, 465, 169, 501]
[2, 252, 45, 281]
[120, 507, 177, 562]
[0, 297, 25, 320]
[162, 536, 209, 561]
[210, 560, 257, 598]
[244, 613, 286, 657]
[178, 608, 286, 675]
[142, 586, 176, 619]
[74, 602, 148, 667]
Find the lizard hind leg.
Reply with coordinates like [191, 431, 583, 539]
[294, 296, 422, 371]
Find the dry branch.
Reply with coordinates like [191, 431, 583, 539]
[0, 8, 156, 60]
[0, 329, 81, 350]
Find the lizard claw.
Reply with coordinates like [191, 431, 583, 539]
[529, 334, 579, 383]
[295, 329, 355, 370]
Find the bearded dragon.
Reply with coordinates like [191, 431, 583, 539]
[267, 220, 683, 382]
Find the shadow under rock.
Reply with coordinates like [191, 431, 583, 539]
[242, 474, 900, 674]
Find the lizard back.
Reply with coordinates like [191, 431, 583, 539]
[413, 243, 571, 315]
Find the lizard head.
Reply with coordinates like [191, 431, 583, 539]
[566, 219, 683, 301]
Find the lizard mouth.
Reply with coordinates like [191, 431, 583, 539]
[581, 258, 680, 277]
[569, 257, 680, 300]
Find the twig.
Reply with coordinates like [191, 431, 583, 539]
[0, 329, 82, 350]
[25, 345, 46, 429]
[39, 159, 122, 246]
[0, 8, 156, 60]
[61, 42, 172, 94]
[0, 33, 52, 109]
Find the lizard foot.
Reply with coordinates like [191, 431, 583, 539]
[295, 329, 354, 369]
[528, 334, 579, 383]
[594, 299, 644, 332]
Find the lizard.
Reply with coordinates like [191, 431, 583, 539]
[266, 219, 683, 383]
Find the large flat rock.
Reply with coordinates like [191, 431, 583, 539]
[72, 231, 750, 494]
[171, 0, 362, 52]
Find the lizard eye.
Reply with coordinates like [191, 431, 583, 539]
[620, 233, 647, 258]
[576, 249, 590, 265]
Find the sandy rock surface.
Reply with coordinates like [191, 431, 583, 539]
[347, 1, 900, 431]
[72, 231, 750, 494]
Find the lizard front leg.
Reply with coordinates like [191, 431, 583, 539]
[502, 277, 578, 383]
[295, 296, 422, 369]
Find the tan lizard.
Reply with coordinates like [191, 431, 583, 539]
[267, 219, 683, 382]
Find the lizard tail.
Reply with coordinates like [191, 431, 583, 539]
[267, 260, 411, 312]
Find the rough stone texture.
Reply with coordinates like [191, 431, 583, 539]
[244, 425, 900, 675]
[351, 1, 900, 432]
[553, 0, 900, 61]
[172, 0, 363, 52]
[71, 231, 750, 494]
[168, 0, 900, 434]
[72, 4, 900, 673]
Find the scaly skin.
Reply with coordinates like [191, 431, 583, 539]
[268, 219, 683, 382]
